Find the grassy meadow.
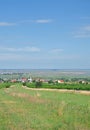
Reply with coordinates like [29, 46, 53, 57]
[0, 84, 90, 130]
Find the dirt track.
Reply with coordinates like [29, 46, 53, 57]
[22, 86, 90, 95]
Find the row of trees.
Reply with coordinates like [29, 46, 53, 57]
[23, 80, 90, 90]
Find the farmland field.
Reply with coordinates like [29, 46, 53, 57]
[0, 69, 90, 80]
[0, 84, 90, 130]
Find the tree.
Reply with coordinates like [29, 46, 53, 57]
[35, 81, 42, 88]
[48, 80, 53, 84]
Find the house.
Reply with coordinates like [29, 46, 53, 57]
[21, 77, 27, 83]
[58, 80, 64, 83]
[28, 77, 32, 83]
[78, 80, 87, 84]
[11, 79, 17, 83]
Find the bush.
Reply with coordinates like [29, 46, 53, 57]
[5, 83, 11, 88]
[0, 82, 12, 89]
[22, 82, 27, 86]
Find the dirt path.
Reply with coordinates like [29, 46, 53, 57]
[22, 86, 90, 95]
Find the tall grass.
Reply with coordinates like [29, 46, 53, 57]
[0, 85, 90, 130]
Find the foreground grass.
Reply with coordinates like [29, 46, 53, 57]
[0, 85, 90, 130]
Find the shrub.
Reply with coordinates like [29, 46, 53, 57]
[22, 82, 27, 86]
[0, 82, 12, 89]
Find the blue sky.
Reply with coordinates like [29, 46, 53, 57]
[0, 0, 90, 69]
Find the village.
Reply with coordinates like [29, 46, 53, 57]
[0, 75, 89, 85]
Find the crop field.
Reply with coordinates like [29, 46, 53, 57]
[0, 84, 90, 130]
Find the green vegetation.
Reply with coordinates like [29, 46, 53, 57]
[0, 81, 90, 90]
[0, 84, 90, 130]
[0, 82, 13, 89]
[24, 82, 90, 90]
[35, 81, 42, 88]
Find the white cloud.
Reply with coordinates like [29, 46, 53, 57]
[0, 19, 52, 26]
[0, 22, 16, 26]
[19, 19, 52, 24]
[49, 48, 64, 55]
[83, 26, 90, 31]
[73, 31, 90, 38]
[36, 19, 52, 23]
[0, 46, 40, 52]
[73, 25, 90, 38]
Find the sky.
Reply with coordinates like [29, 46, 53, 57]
[0, 0, 90, 69]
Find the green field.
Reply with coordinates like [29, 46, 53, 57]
[0, 84, 90, 130]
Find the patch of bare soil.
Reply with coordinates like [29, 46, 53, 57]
[10, 92, 48, 104]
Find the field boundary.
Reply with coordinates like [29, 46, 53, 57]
[22, 86, 90, 95]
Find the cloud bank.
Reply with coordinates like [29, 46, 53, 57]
[73, 25, 90, 38]
[0, 22, 16, 26]
[0, 19, 52, 27]
[0, 46, 40, 52]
